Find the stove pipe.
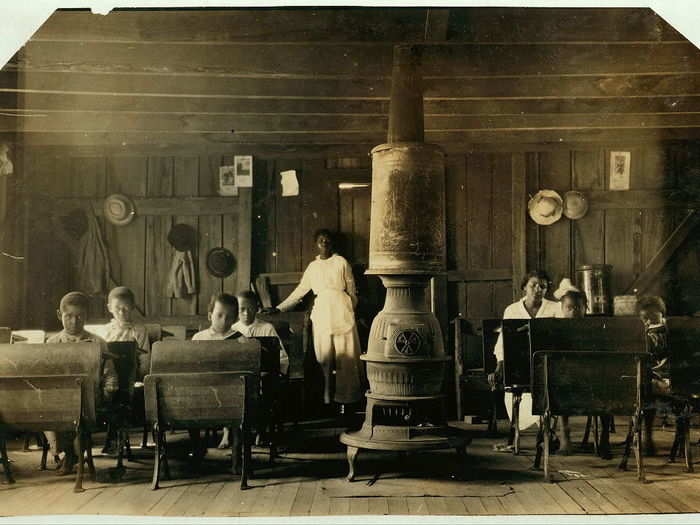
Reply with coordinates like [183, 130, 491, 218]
[364, 45, 448, 398]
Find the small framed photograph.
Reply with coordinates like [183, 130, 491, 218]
[235, 155, 253, 187]
[218, 165, 238, 196]
[609, 151, 631, 191]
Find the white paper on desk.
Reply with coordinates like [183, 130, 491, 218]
[281, 170, 299, 196]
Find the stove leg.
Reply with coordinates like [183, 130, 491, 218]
[456, 445, 468, 480]
[346, 446, 359, 482]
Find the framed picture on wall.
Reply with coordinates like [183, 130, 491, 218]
[218, 165, 238, 196]
[235, 155, 253, 187]
[609, 151, 631, 191]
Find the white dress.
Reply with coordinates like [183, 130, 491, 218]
[277, 253, 363, 404]
[494, 298, 562, 431]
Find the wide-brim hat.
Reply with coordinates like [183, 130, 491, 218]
[104, 193, 136, 226]
[528, 190, 563, 226]
[167, 223, 197, 252]
[206, 247, 236, 278]
[563, 191, 589, 220]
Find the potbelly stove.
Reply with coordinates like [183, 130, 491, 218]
[340, 45, 468, 481]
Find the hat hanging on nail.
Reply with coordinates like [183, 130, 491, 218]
[104, 194, 136, 226]
[206, 247, 236, 278]
[563, 191, 589, 220]
[528, 190, 563, 226]
[167, 223, 197, 253]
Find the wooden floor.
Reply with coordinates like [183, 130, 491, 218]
[2, 418, 700, 517]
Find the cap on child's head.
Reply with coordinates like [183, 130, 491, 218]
[108, 286, 136, 305]
[637, 295, 666, 316]
[236, 290, 259, 304]
[208, 292, 238, 313]
[59, 291, 90, 312]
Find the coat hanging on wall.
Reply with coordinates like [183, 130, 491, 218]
[79, 206, 112, 295]
[166, 223, 197, 298]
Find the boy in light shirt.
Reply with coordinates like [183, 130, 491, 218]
[192, 293, 239, 341]
[232, 290, 289, 375]
[46, 291, 118, 474]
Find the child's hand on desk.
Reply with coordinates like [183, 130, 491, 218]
[134, 381, 144, 388]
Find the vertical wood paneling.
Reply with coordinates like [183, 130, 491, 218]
[492, 154, 512, 269]
[572, 150, 603, 190]
[525, 152, 540, 272]
[105, 157, 148, 314]
[145, 157, 174, 316]
[539, 151, 572, 289]
[466, 152, 492, 270]
[605, 208, 638, 296]
[172, 156, 200, 315]
[275, 159, 303, 275]
[511, 153, 527, 301]
[301, 159, 337, 266]
[197, 155, 223, 313]
[71, 157, 107, 319]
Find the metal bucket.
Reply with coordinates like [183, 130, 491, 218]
[368, 142, 446, 274]
[576, 264, 613, 316]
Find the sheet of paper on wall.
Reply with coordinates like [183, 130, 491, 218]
[234, 155, 253, 187]
[218, 165, 239, 196]
[609, 151, 631, 191]
[281, 170, 299, 197]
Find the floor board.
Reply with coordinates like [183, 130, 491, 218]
[2, 418, 699, 518]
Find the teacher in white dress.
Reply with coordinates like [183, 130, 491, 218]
[269, 229, 364, 408]
[489, 269, 560, 451]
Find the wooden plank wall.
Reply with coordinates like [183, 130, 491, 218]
[23, 154, 252, 330]
[447, 143, 700, 323]
[3, 7, 700, 154]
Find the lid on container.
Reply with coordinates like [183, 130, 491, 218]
[576, 264, 613, 271]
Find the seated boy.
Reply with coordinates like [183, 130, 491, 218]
[102, 286, 150, 453]
[103, 286, 151, 378]
[192, 293, 239, 341]
[45, 291, 118, 475]
[232, 290, 289, 375]
[638, 295, 670, 456]
[191, 293, 240, 458]
[217, 290, 290, 449]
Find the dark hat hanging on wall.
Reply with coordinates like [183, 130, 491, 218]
[60, 207, 89, 241]
[104, 194, 136, 226]
[206, 247, 236, 278]
[167, 223, 197, 252]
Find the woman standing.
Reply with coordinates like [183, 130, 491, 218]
[270, 230, 364, 407]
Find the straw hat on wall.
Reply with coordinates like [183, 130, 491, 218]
[528, 190, 563, 225]
[563, 191, 589, 220]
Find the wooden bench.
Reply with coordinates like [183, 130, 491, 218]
[528, 317, 647, 453]
[531, 350, 647, 482]
[145, 339, 261, 490]
[0, 342, 103, 492]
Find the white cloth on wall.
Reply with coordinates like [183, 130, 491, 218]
[277, 253, 362, 404]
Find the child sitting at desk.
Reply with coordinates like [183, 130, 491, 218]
[45, 291, 119, 475]
[638, 295, 669, 456]
[232, 290, 289, 376]
[103, 286, 150, 378]
[102, 286, 150, 454]
[191, 292, 240, 458]
[216, 290, 290, 449]
[192, 293, 239, 341]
